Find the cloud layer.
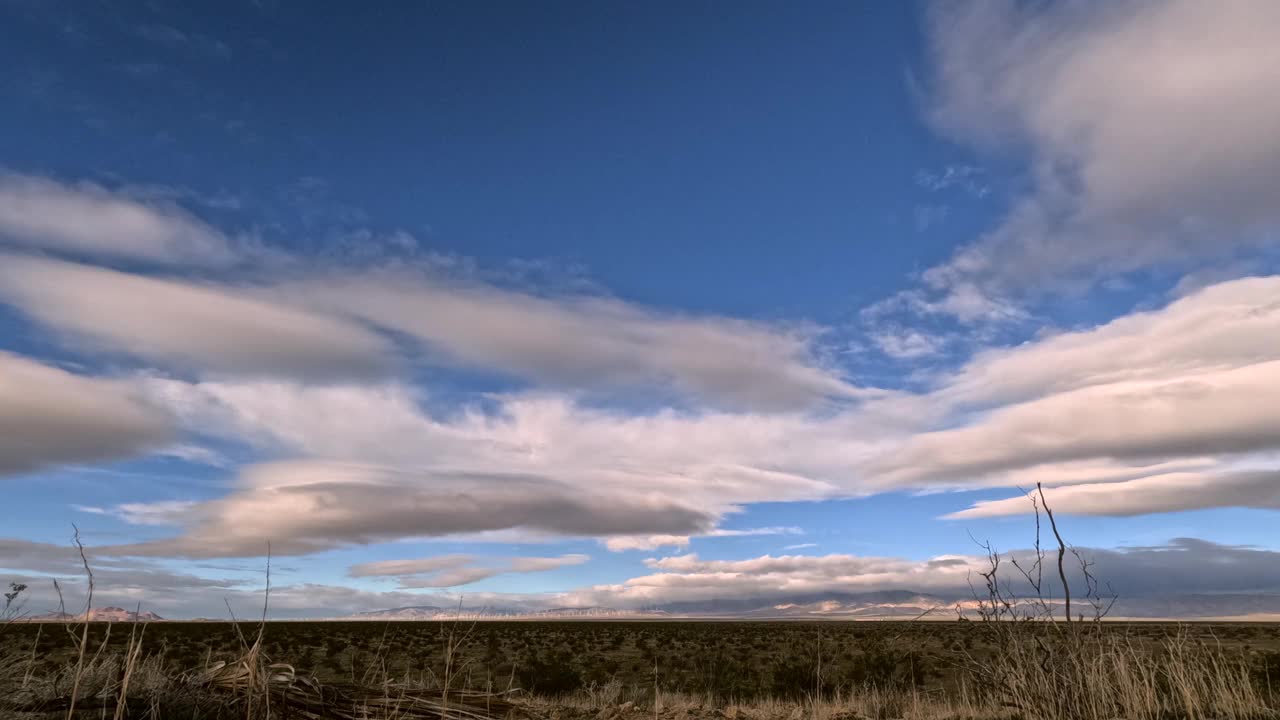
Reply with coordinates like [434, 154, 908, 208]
[0, 352, 171, 477]
[0, 252, 1255, 570]
[0, 256, 396, 381]
[102, 461, 714, 558]
[0, 173, 237, 265]
[0, 247, 858, 410]
[913, 0, 1280, 315]
[379, 554, 591, 589]
[68, 270, 1280, 551]
[948, 471, 1280, 519]
[282, 270, 860, 410]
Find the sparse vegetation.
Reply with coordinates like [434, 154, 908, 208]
[3, 618, 1279, 719]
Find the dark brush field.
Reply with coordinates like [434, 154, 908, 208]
[7, 620, 1280, 701]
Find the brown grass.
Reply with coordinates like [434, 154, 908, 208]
[2, 618, 1277, 719]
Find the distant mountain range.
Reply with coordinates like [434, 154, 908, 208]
[17, 592, 1280, 622]
[348, 591, 1280, 621]
[347, 592, 967, 621]
[23, 606, 165, 622]
[349, 605, 663, 620]
[649, 590, 949, 618]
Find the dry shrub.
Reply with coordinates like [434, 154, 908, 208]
[959, 484, 1274, 720]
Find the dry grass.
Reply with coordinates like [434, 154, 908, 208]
[533, 683, 997, 720]
[3, 631, 528, 719]
[1, 619, 1277, 719]
[958, 624, 1272, 720]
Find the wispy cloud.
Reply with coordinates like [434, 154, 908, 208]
[349, 552, 588, 588]
[73, 501, 198, 526]
[0, 352, 171, 477]
[914, 165, 988, 197]
[567, 539, 1280, 609]
[82, 271, 1280, 553]
[946, 470, 1280, 519]
[101, 461, 714, 558]
[870, 327, 944, 359]
[604, 527, 803, 552]
[0, 173, 238, 265]
[0, 255, 396, 381]
[0, 248, 861, 410]
[271, 267, 863, 411]
[902, 0, 1280, 319]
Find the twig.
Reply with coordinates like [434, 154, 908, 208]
[65, 524, 94, 720]
[1036, 483, 1071, 624]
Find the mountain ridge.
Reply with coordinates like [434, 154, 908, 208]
[23, 606, 164, 622]
[18, 592, 1280, 622]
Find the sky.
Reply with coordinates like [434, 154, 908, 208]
[3, 0, 1280, 619]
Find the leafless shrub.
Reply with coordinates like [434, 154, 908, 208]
[957, 483, 1269, 720]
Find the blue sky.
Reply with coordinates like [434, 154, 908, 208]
[3, 0, 1280, 618]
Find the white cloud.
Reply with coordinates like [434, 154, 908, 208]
[603, 527, 802, 552]
[864, 283, 1026, 326]
[394, 554, 590, 589]
[852, 277, 1280, 517]
[967, 458, 1220, 492]
[114, 373, 904, 556]
[349, 552, 591, 584]
[138, 376, 873, 503]
[913, 0, 1280, 313]
[348, 554, 475, 578]
[105, 271, 1280, 532]
[568, 551, 983, 607]
[74, 500, 199, 526]
[0, 256, 396, 380]
[0, 251, 860, 409]
[939, 277, 1280, 409]
[114, 272, 1280, 536]
[397, 567, 503, 589]
[872, 361, 1280, 487]
[603, 535, 692, 552]
[0, 352, 171, 477]
[509, 554, 589, 572]
[870, 327, 943, 359]
[272, 268, 861, 410]
[914, 165, 988, 196]
[103, 461, 715, 558]
[947, 470, 1280, 519]
[350, 553, 589, 589]
[0, 173, 236, 265]
[9, 240, 1278, 543]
